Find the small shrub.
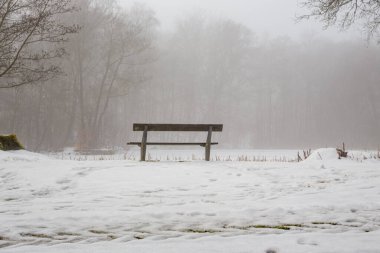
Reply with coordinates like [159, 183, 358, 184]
[337, 142, 348, 159]
[298, 149, 312, 162]
[0, 134, 24, 151]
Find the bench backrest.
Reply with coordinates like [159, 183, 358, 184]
[133, 124, 223, 132]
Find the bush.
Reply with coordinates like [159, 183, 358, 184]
[0, 134, 24, 151]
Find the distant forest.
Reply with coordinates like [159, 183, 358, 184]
[1, 0, 379, 151]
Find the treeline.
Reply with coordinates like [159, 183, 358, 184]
[0, 1, 379, 150]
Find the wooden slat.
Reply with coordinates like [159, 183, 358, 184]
[132, 124, 223, 132]
[127, 142, 218, 146]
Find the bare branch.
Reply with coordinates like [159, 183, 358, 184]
[298, 0, 380, 41]
[0, 0, 78, 88]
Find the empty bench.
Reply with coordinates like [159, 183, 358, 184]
[127, 124, 223, 161]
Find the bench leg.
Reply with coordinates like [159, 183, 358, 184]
[141, 126, 148, 161]
[205, 126, 212, 161]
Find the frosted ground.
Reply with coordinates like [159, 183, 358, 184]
[1, 149, 380, 253]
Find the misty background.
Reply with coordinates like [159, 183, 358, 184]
[0, 0, 379, 151]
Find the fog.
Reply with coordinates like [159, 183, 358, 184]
[120, 0, 362, 40]
[0, 0, 379, 151]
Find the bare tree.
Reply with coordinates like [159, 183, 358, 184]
[66, 0, 157, 149]
[0, 0, 78, 89]
[299, 0, 380, 41]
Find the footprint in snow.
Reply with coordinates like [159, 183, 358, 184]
[31, 188, 52, 197]
[56, 178, 71, 185]
[188, 212, 201, 216]
[266, 248, 279, 253]
[297, 237, 318, 246]
[177, 188, 190, 192]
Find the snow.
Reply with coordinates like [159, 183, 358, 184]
[0, 150, 50, 162]
[48, 149, 301, 162]
[1, 149, 380, 252]
[305, 148, 339, 161]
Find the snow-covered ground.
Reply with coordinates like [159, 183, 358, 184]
[48, 148, 301, 162]
[1, 149, 380, 253]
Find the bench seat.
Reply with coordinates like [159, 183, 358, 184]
[127, 142, 218, 147]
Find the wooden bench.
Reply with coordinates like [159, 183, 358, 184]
[127, 124, 223, 161]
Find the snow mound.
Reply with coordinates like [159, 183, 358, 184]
[305, 148, 339, 161]
[0, 150, 51, 162]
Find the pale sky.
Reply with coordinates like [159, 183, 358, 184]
[119, 0, 363, 41]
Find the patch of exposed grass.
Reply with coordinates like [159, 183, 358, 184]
[89, 229, 108, 234]
[253, 225, 291, 230]
[107, 235, 118, 240]
[312, 222, 339, 226]
[56, 232, 80, 236]
[282, 223, 305, 228]
[0, 235, 9, 240]
[225, 224, 299, 230]
[20, 233, 54, 239]
[182, 228, 223, 234]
